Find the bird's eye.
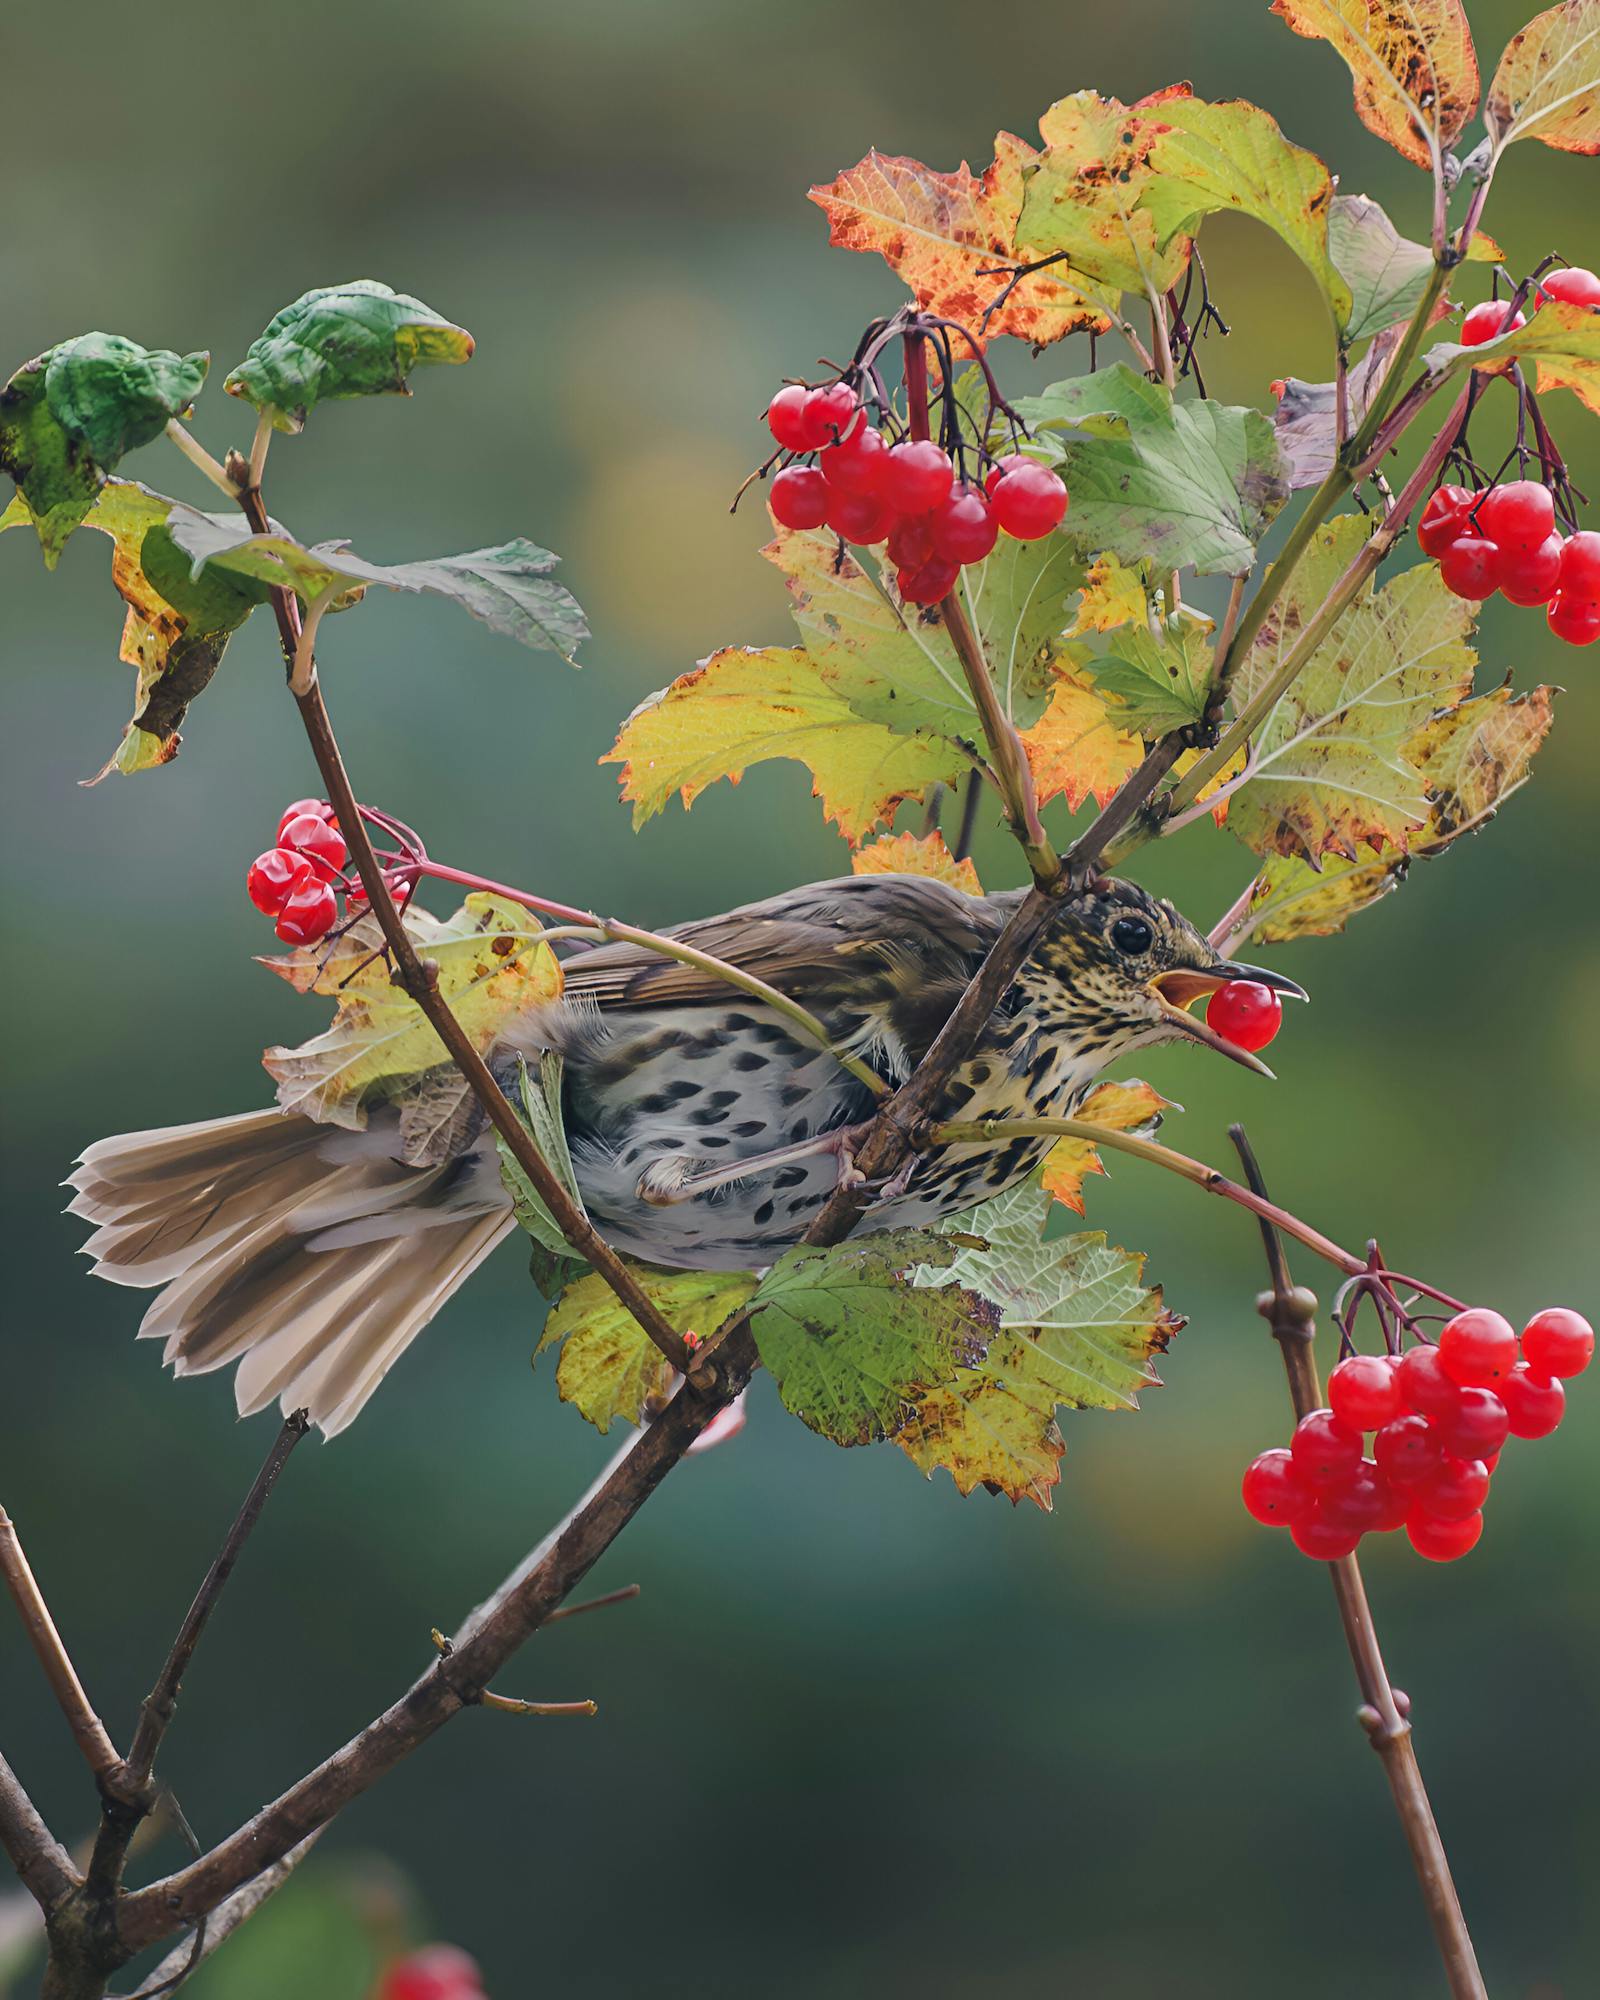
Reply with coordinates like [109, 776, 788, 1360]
[1110, 915, 1154, 955]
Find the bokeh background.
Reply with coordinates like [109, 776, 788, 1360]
[2, 1, 1596, 1994]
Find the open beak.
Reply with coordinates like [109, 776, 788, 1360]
[1148, 962, 1308, 1079]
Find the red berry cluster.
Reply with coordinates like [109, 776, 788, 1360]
[1421, 481, 1598, 644]
[245, 799, 413, 946]
[375, 1945, 487, 2000]
[1204, 980, 1283, 1053]
[764, 381, 1068, 605]
[1243, 1305, 1592, 1564]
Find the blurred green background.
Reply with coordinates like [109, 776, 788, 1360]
[2, 1, 1596, 1994]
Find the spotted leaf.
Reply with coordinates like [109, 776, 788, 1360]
[1485, 1, 1600, 156]
[1269, 1, 1480, 169]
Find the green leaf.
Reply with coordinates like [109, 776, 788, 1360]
[1329, 194, 1434, 343]
[45, 333, 207, 464]
[1223, 520, 1479, 862]
[164, 504, 588, 661]
[0, 354, 102, 564]
[1484, 1, 1600, 157]
[1084, 612, 1214, 736]
[1424, 299, 1600, 418]
[224, 280, 473, 432]
[538, 1264, 757, 1434]
[496, 1052, 587, 1257]
[1269, 1, 1480, 170]
[898, 1180, 1179, 1506]
[1016, 363, 1290, 576]
[749, 1229, 996, 1447]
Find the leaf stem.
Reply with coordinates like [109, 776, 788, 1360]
[162, 421, 240, 501]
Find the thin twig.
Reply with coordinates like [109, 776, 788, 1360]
[110, 1831, 324, 2000]
[0, 1754, 78, 1913]
[0, 1507, 121, 1781]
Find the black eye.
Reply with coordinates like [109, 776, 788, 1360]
[1110, 915, 1154, 955]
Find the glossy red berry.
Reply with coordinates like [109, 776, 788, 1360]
[1328, 1353, 1403, 1432]
[897, 556, 961, 607]
[886, 513, 937, 569]
[1241, 1448, 1310, 1526]
[1290, 1506, 1362, 1560]
[1476, 479, 1556, 551]
[1435, 1385, 1510, 1462]
[1203, 980, 1283, 1053]
[989, 462, 1069, 540]
[769, 465, 830, 531]
[346, 871, 411, 914]
[1500, 1362, 1565, 1440]
[1558, 530, 1600, 596]
[1539, 266, 1600, 311]
[984, 452, 1039, 497]
[246, 847, 313, 916]
[279, 810, 347, 877]
[276, 798, 332, 843]
[274, 879, 339, 946]
[1547, 594, 1600, 645]
[1496, 533, 1565, 606]
[819, 423, 889, 497]
[1369, 1469, 1412, 1532]
[1416, 485, 1476, 557]
[1396, 1344, 1459, 1419]
[1418, 1454, 1490, 1521]
[883, 441, 955, 515]
[1290, 1408, 1364, 1486]
[1406, 1507, 1483, 1562]
[1438, 535, 1500, 601]
[1520, 1306, 1594, 1379]
[930, 485, 999, 564]
[825, 488, 894, 546]
[804, 382, 860, 448]
[1321, 1459, 1391, 1535]
[766, 385, 814, 452]
[1437, 1307, 1519, 1388]
[377, 1944, 486, 2000]
[1460, 299, 1526, 347]
[1374, 1413, 1444, 1486]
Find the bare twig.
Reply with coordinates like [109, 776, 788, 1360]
[0, 1754, 78, 1913]
[110, 1832, 324, 2000]
[0, 1508, 121, 1782]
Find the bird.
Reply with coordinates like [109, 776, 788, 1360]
[68, 871, 1304, 1434]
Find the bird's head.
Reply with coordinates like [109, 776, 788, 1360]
[1034, 876, 1306, 1078]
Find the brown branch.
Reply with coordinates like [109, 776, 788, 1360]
[0, 1508, 121, 1783]
[0, 1753, 78, 1913]
[109, 1831, 324, 2000]
[1230, 1128, 1487, 2000]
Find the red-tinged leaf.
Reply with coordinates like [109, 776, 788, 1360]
[851, 830, 983, 895]
[1485, 1, 1600, 155]
[1039, 1080, 1177, 1215]
[1020, 664, 1145, 813]
[1270, 1, 1480, 168]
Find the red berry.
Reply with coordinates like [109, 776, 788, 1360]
[766, 385, 813, 451]
[803, 382, 860, 449]
[377, 1944, 485, 2000]
[1328, 1353, 1403, 1432]
[1204, 980, 1283, 1053]
[984, 452, 1039, 497]
[276, 797, 332, 844]
[1520, 1306, 1594, 1379]
[1369, 1470, 1412, 1532]
[1374, 1413, 1444, 1486]
[1438, 1307, 1519, 1388]
[819, 423, 889, 497]
[886, 513, 937, 569]
[1290, 1506, 1363, 1560]
[1418, 1454, 1490, 1521]
[769, 465, 830, 531]
[825, 488, 894, 546]
[1500, 1362, 1566, 1440]
[1539, 266, 1600, 311]
[1417, 485, 1476, 558]
[274, 879, 339, 946]
[1321, 1459, 1391, 1535]
[897, 556, 961, 607]
[279, 810, 347, 878]
[1435, 1385, 1510, 1461]
[1396, 1344, 1460, 1419]
[1241, 1447, 1310, 1527]
[882, 441, 955, 515]
[1290, 1408, 1364, 1486]
[1460, 299, 1526, 347]
[1437, 535, 1500, 601]
[1496, 533, 1565, 607]
[930, 485, 999, 564]
[1558, 530, 1600, 596]
[246, 846, 313, 916]
[1476, 479, 1556, 552]
[1406, 1508, 1483, 1562]
[346, 871, 411, 914]
[1547, 594, 1600, 645]
[990, 461, 1069, 540]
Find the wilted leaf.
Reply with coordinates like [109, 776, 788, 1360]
[749, 1229, 996, 1447]
[1270, 1, 1480, 169]
[1085, 614, 1215, 736]
[538, 1265, 757, 1434]
[808, 139, 1118, 348]
[44, 334, 207, 465]
[0, 355, 102, 564]
[261, 894, 562, 1127]
[1018, 364, 1290, 576]
[165, 504, 588, 660]
[1039, 1079, 1176, 1215]
[224, 280, 473, 432]
[1485, 1, 1600, 155]
[1020, 664, 1145, 812]
[497, 1051, 586, 1257]
[603, 645, 972, 843]
[851, 830, 983, 894]
[1224, 519, 1478, 862]
[1329, 194, 1435, 342]
[1270, 323, 1409, 488]
[892, 1333, 1066, 1507]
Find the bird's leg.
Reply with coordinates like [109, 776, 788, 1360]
[636, 1123, 873, 1207]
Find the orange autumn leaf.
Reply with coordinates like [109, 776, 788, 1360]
[1040, 1080, 1177, 1215]
[1020, 666, 1144, 814]
[852, 830, 983, 896]
[1270, 1, 1480, 170]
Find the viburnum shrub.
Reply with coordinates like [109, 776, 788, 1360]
[1, 7, 1596, 1999]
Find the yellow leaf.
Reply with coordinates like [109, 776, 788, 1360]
[1270, 1, 1480, 169]
[1020, 664, 1144, 813]
[893, 1333, 1066, 1509]
[261, 893, 562, 1128]
[808, 136, 1117, 349]
[1486, 1, 1600, 155]
[1071, 554, 1150, 636]
[851, 830, 983, 895]
[540, 1266, 758, 1434]
[1040, 1079, 1176, 1215]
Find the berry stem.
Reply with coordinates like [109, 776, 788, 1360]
[1229, 1128, 1488, 2000]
